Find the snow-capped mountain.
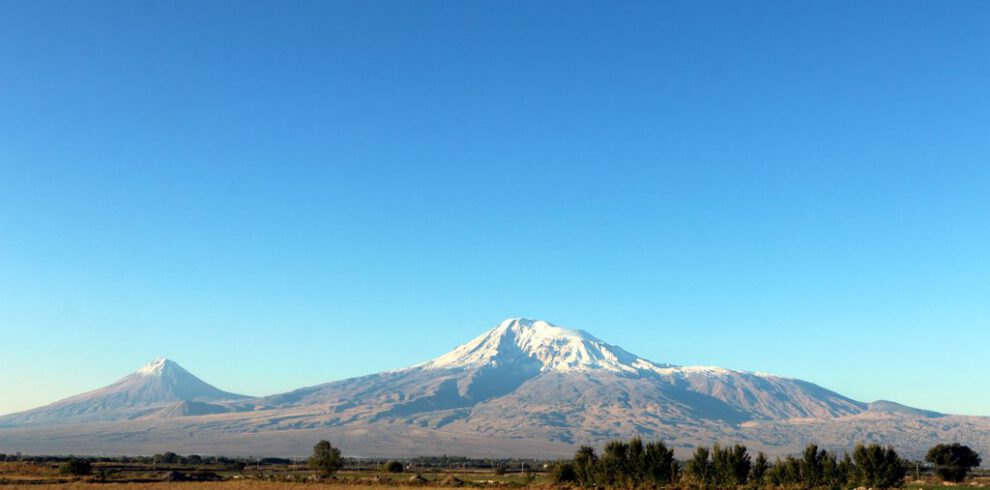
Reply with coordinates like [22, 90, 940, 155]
[422, 318, 674, 374]
[266, 318, 865, 425]
[0, 358, 248, 426]
[412, 319, 862, 420]
[1, 318, 986, 459]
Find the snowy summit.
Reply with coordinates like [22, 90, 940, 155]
[423, 318, 674, 374]
[136, 357, 171, 376]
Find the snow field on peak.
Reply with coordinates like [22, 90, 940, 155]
[423, 318, 673, 374]
[137, 358, 170, 375]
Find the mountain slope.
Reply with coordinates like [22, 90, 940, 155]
[1, 318, 984, 459]
[0, 358, 248, 426]
[263, 318, 864, 425]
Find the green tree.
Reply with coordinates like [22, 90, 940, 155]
[853, 444, 905, 488]
[153, 452, 179, 465]
[836, 452, 854, 488]
[566, 438, 681, 487]
[59, 459, 92, 476]
[786, 456, 802, 485]
[308, 440, 343, 478]
[573, 446, 598, 486]
[688, 446, 713, 488]
[600, 440, 631, 486]
[801, 444, 827, 487]
[711, 444, 750, 487]
[925, 444, 981, 483]
[644, 440, 678, 485]
[384, 460, 404, 473]
[823, 453, 836, 487]
[627, 437, 646, 484]
[750, 452, 769, 485]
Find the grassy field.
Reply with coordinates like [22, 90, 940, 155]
[3, 481, 990, 490]
[1, 484, 454, 490]
[2, 462, 987, 489]
[906, 485, 990, 490]
[0, 461, 553, 489]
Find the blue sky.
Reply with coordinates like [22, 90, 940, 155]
[1, 1, 988, 417]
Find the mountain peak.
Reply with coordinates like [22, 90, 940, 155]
[495, 317, 599, 342]
[424, 318, 671, 374]
[137, 358, 175, 376]
[0, 357, 248, 427]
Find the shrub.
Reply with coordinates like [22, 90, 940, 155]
[523, 470, 537, 485]
[552, 461, 578, 483]
[384, 460, 404, 473]
[58, 459, 92, 476]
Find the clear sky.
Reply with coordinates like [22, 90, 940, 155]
[1, 1, 988, 417]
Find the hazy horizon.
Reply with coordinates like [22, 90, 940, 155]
[1, 1, 988, 419]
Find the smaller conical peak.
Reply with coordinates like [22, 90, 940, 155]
[136, 358, 175, 376]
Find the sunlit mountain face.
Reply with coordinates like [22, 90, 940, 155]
[1, 319, 985, 460]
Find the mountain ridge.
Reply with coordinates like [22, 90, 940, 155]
[1, 318, 986, 459]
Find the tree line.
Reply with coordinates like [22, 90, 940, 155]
[0, 452, 262, 467]
[551, 438, 982, 489]
[4, 439, 981, 488]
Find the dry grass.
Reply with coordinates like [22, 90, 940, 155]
[0, 484, 453, 490]
[0, 462, 59, 477]
[0, 462, 546, 489]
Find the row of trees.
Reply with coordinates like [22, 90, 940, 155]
[553, 438, 982, 489]
[148, 452, 294, 467]
[752, 443, 904, 489]
[0, 453, 260, 467]
[557, 438, 679, 487]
